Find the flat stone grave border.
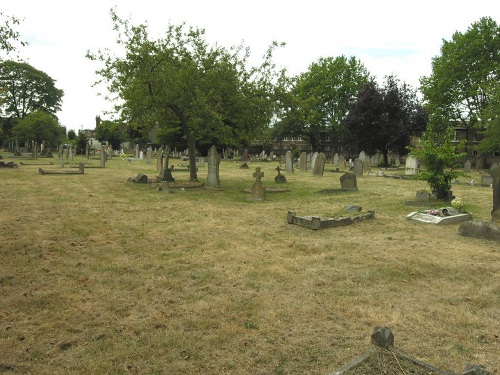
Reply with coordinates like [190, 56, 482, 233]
[287, 210, 374, 230]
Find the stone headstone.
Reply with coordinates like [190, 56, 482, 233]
[206, 145, 220, 187]
[489, 162, 499, 174]
[492, 167, 500, 223]
[285, 150, 294, 173]
[394, 155, 400, 167]
[340, 173, 357, 190]
[333, 153, 339, 167]
[100, 145, 106, 168]
[135, 144, 139, 159]
[310, 152, 319, 171]
[458, 220, 500, 242]
[139, 151, 144, 160]
[274, 165, 287, 183]
[338, 156, 346, 170]
[405, 155, 418, 175]
[156, 148, 164, 171]
[299, 152, 307, 172]
[363, 157, 371, 174]
[353, 158, 363, 176]
[242, 149, 249, 162]
[359, 151, 367, 161]
[312, 152, 326, 176]
[251, 167, 265, 200]
[147, 146, 152, 164]
[464, 159, 471, 173]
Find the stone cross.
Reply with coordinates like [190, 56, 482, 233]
[253, 167, 264, 183]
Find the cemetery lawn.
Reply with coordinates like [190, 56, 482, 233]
[0, 154, 499, 375]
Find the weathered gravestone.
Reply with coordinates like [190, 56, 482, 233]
[310, 152, 319, 171]
[405, 155, 418, 175]
[299, 152, 307, 172]
[156, 148, 164, 171]
[464, 159, 471, 173]
[492, 166, 500, 223]
[241, 149, 250, 162]
[333, 153, 339, 167]
[353, 158, 363, 177]
[100, 145, 106, 168]
[251, 167, 265, 200]
[158, 148, 174, 182]
[274, 165, 287, 183]
[338, 155, 346, 171]
[340, 173, 358, 190]
[285, 150, 294, 173]
[312, 152, 326, 176]
[206, 145, 220, 188]
[363, 157, 371, 174]
[359, 151, 367, 161]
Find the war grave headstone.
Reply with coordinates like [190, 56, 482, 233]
[274, 165, 287, 183]
[285, 150, 294, 173]
[353, 158, 363, 177]
[312, 152, 326, 176]
[205, 145, 220, 188]
[464, 159, 471, 173]
[405, 155, 418, 175]
[299, 152, 307, 172]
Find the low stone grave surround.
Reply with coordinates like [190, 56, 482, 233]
[330, 326, 490, 375]
[407, 207, 472, 225]
[39, 163, 84, 174]
[287, 210, 374, 230]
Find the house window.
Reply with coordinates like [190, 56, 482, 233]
[472, 150, 478, 156]
[453, 130, 461, 141]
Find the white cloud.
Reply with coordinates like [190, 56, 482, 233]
[3, 0, 499, 131]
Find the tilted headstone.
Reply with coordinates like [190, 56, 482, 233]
[299, 152, 307, 172]
[285, 150, 294, 173]
[340, 173, 358, 190]
[206, 145, 220, 187]
[353, 158, 363, 176]
[492, 167, 500, 223]
[405, 155, 418, 175]
[464, 159, 471, 173]
[312, 152, 326, 176]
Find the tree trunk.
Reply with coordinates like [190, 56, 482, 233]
[185, 131, 198, 182]
[382, 149, 389, 168]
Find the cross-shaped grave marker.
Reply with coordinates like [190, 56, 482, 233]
[253, 167, 264, 182]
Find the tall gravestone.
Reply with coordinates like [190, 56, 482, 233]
[206, 145, 220, 188]
[100, 145, 106, 168]
[85, 144, 89, 159]
[156, 148, 164, 171]
[359, 151, 367, 161]
[310, 152, 319, 171]
[299, 152, 307, 172]
[492, 167, 500, 223]
[333, 153, 339, 167]
[242, 149, 249, 162]
[312, 152, 326, 176]
[353, 158, 364, 177]
[59, 144, 64, 167]
[147, 146, 152, 164]
[405, 155, 418, 175]
[285, 150, 294, 173]
[135, 144, 139, 159]
[363, 157, 371, 174]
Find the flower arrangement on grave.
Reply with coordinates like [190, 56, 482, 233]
[451, 197, 465, 212]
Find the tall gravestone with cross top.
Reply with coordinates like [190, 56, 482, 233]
[251, 167, 266, 200]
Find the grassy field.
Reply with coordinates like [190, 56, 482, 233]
[0, 152, 499, 374]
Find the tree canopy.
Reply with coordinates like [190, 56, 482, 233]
[343, 75, 427, 166]
[88, 9, 283, 181]
[274, 55, 371, 152]
[0, 12, 27, 60]
[420, 17, 500, 131]
[0, 60, 64, 118]
[95, 119, 127, 150]
[11, 110, 63, 146]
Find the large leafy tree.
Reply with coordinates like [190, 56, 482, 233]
[420, 17, 500, 136]
[343, 75, 427, 166]
[95, 119, 127, 150]
[477, 80, 500, 153]
[11, 110, 63, 147]
[88, 10, 282, 181]
[274, 55, 371, 152]
[0, 60, 64, 118]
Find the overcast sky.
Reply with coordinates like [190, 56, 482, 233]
[2, 1, 499, 132]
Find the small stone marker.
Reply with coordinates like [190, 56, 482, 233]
[370, 326, 394, 349]
[251, 167, 265, 200]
